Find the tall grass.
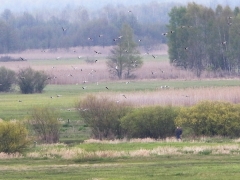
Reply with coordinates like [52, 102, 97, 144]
[1, 139, 240, 160]
[1, 45, 238, 84]
[98, 86, 240, 106]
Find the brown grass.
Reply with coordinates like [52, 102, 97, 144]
[2, 44, 236, 84]
[95, 86, 240, 106]
[2, 142, 240, 160]
[0, 45, 210, 84]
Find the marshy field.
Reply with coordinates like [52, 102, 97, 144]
[1, 46, 240, 179]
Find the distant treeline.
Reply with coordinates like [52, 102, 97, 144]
[0, 2, 179, 53]
[167, 3, 240, 76]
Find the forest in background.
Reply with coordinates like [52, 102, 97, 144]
[0, 2, 177, 53]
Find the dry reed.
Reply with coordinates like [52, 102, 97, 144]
[95, 86, 240, 106]
[1, 45, 233, 83]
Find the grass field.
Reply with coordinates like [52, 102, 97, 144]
[1, 79, 240, 120]
[1, 139, 240, 179]
[1, 46, 240, 179]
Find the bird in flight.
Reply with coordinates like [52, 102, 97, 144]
[62, 27, 67, 31]
[106, 87, 109, 90]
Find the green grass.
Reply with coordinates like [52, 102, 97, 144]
[1, 150, 240, 179]
[1, 79, 240, 120]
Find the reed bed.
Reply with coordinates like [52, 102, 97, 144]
[1, 45, 233, 84]
[98, 86, 240, 106]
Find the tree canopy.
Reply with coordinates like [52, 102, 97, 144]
[107, 24, 143, 79]
[0, 2, 173, 53]
[167, 3, 240, 77]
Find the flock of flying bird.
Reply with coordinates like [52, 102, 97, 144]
[20, 9, 232, 103]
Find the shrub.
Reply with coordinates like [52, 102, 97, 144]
[121, 106, 178, 139]
[0, 66, 16, 92]
[0, 120, 30, 153]
[175, 101, 240, 137]
[29, 106, 60, 143]
[17, 67, 48, 94]
[76, 95, 132, 139]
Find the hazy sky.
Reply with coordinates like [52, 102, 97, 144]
[1, 0, 238, 12]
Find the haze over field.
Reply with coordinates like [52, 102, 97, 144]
[1, 0, 240, 12]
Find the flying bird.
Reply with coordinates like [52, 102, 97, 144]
[122, 94, 127, 99]
[222, 41, 227, 45]
[20, 57, 26, 61]
[106, 87, 109, 90]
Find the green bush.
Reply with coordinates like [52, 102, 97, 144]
[121, 106, 178, 139]
[17, 67, 48, 94]
[0, 66, 16, 92]
[0, 120, 30, 153]
[175, 101, 240, 137]
[76, 95, 132, 139]
[29, 106, 60, 143]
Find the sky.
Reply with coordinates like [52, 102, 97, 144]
[1, 0, 239, 13]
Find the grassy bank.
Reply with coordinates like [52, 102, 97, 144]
[1, 139, 240, 179]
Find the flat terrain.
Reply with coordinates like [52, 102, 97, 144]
[1, 46, 240, 179]
[1, 139, 240, 180]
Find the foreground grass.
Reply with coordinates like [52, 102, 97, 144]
[2, 155, 240, 180]
[1, 140, 240, 179]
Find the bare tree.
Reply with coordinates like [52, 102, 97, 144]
[107, 23, 143, 79]
[29, 106, 60, 143]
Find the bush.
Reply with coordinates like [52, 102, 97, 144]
[121, 106, 178, 139]
[0, 66, 16, 92]
[175, 101, 240, 137]
[17, 67, 48, 94]
[29, 106, 60, 143]
[76, 95, 132, 139]
[0, 120, 30, 153]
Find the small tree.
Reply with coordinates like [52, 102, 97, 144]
[29, 106, 60, 143]
[0, 66, 16, 92]
[0, 120, 30, 153]
[76, 95, 132, 139]
[107, 23, 143, 79]
[121, 106, 178, 139]
[17, 67, 48, 94]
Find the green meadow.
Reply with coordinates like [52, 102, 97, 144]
[1, 79, 240, 120]
[1, 53, 240, 179]
[1, 140, 240, 180]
